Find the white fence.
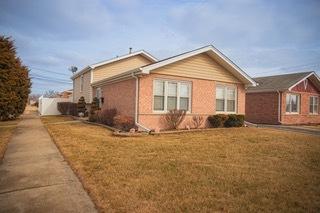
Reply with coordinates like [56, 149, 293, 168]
[38, 96, 72, 116]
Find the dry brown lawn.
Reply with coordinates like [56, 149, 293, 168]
[40, 115, 74, 124]
[42, 116, 320, 212]
[0, 120, 19, 160]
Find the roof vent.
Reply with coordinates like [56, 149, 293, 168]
[129, 47, 132, 54]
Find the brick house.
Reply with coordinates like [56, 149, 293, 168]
[72, 45, 256, 131]
[246, 72, 320, 125]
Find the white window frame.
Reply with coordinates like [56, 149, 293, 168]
[309, 96, 319, 115]
[152, 79, 192, 113]
[80, 75, 84, 92]
[285, 93, 300, 114]
[215, 84, 237, 114]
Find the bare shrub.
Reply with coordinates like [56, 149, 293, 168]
[164, 109, 186, 130]
[192, 115, 204, 129]
[97, 108, 117, 126]
[114, 115, 135, 131]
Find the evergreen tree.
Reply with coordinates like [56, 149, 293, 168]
[77, 96, 86, 115]
[90, 97, 99, 115]
[0, 36, 31, 120]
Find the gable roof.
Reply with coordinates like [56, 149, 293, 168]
[71, 50, 157, 80]
[247, 71, 320, 93]
[139, 45, 256, 86]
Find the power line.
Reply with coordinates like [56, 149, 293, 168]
[253, 62, 320, 76]
[279, 62, 320, 71]
[29, 66, 71, 77]
[31, 76, 72, 84]
[32, 82, 72, 88]
[30, 73, 70, 82]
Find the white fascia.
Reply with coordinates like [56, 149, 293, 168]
[90, 50, 157, 69]
[288, 72, 320, 91]
[140, 45, 257, 86]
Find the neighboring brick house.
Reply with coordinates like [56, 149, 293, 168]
[246, 72, 320, 125]
[58, 89, 73, 99]
[72, 45, 256, 131]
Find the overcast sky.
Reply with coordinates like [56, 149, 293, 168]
[1, 0, 319, 94]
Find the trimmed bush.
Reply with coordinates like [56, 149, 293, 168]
[224, 114, 244, 127]
[114, 115, 134, 131]
[208, 114, 228, 128]
[77, 96, 86, 115]
[97, 108, 117, 126]
[91, 97, 100, 110]
[57, 102, 77, 116]
[89, 97, 99, 122]
[164, 109, 186, 130]
[90, 97, 99, 115]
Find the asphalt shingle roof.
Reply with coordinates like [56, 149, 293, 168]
[247, 72, 313, 92]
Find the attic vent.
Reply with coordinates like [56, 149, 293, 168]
[304, 79, 308, 90]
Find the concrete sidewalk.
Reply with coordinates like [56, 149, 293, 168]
[258, 124, 320, 136]
[0, 108, 97, 213]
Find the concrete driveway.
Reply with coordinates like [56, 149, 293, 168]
[0, 108, 97, 213]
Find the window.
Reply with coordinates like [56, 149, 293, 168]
[80, 75, 84, 92]
[216, 85, 236, 113]
[286, 94, 300, 113]
[154, 80, 165, 111]
[227, 88, 236, 112]
[96, 87, 102, 107]
[167, 82, 177, 110]
[179, 83, 190, 111]
[216, 87, 225, 111]
[153, 80, 191, 112]
[310, 96, 319, 114]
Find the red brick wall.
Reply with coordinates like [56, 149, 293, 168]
[138, 73, 246, 130]
[291, 78, 318, 93]
[281, 79, 320, 124]
[245, 92, 280, 124]
[281, 91, 320, 125]
[246, 78, 320, 125]
[97, 79, 136, 117]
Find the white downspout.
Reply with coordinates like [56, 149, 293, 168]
[277, 90, 281, 124]
[132, 73, 151, 132]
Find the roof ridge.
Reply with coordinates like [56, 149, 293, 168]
[140, 45, 213, 68]
[248, 71, 319, 92]
[90, 49, 156, 67]
[254, 71, 314, 79]
[71, 49, 157, 79]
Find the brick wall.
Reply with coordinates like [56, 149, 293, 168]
[138, 73, 246, 130]
[245, 92, 279, 124]
[97, 79, 136, 118]
[245, 78, 320, 125]
[281, 91, 320, 124]
[281, 79, 320, 124]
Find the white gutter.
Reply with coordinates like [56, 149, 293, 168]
[131, 73, 151, 132]
[92, 74, 133, 87]
[277, 90, 281, 124]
